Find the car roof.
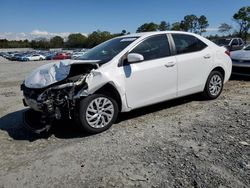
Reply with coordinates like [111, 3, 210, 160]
[118, 31, 200, 38]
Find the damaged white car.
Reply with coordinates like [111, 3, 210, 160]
[21, 31, 232, 134]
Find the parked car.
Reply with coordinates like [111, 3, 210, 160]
[9, 53, 23, 61]
[21, 31, 232, 134]
[53, 53, 71, 60]
[45, 52, 57, 60]
[71, 52, 86, 59]
[215, 38, 244, 51]
[23, 54, 45, 61]
[230, 44, 250, 76]
[53, 52, 71, 60]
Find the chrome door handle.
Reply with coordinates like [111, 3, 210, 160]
[165, 62, 175, 68]
[204, 54, 211, 59]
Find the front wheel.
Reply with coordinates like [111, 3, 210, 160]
[202, 70, 224, 100]
[76, 94, 119, 134]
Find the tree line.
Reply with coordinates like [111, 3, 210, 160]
[0, 6, 249, 49]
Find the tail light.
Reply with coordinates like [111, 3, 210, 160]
[225, 50, 230, 57]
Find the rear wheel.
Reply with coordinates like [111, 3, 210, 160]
[202, 71, 224, 99]
[76, 94, 119, 134]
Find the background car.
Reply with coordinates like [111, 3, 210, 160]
[45, 52, 57, 60]
[215, 38, 244, 51]
[230, 44, 250, 76]
[23, 54, 45, 61]
[53, 52, 71, 60]
[71, 51, 86, 59]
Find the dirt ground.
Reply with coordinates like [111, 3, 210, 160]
[0, 57, 249, 188]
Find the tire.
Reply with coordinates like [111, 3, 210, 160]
[202, 70, 224, 100]
[76, 94, 119, 134]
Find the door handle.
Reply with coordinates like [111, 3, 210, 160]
[165, 62, 175, 68]
[204, 54, 211, 59]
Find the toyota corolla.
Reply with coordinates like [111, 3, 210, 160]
[21, 31, 232, 134]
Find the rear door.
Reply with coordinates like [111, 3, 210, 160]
[171, 34, 213, 97]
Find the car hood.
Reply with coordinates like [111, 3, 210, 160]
[24, 60, 99, 89]
[231, 50, 250, 60]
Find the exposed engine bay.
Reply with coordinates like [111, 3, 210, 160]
[21, 61, 99, 133]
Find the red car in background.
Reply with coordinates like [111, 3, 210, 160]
[53, 53, 71, 60]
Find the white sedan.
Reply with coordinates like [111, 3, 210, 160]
[22, 31, 232, 134]
[24, 54, 45, 61]
[71, 52, 86, 59]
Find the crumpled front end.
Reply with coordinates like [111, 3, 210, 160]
[21, 60, 99, 133]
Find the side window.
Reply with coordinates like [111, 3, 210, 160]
[238, 39, 243, 45]
[130, 34, 171, 61]
[231, 39, 238, 46]
[172, 34, 207, 55]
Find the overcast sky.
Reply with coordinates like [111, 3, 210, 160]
[0, 0, 249, 40]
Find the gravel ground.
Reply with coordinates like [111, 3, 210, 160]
[0, 57, 249, 188]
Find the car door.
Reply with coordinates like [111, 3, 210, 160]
[171, 34, 212, 97]
[34, 55, 39, 60]
[123, 34, 177, 109]
[230, 39, 239, 51]
[30, 55, 35, 61]
[238, 39, 244, 50]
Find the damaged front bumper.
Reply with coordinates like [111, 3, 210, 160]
[21, 74, 88, 133]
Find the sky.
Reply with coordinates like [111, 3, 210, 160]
[0, 0, 249, 40]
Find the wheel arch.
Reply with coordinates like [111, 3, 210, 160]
[211, 66, 225, 81]
[202, 66, 226, 91]
[94, 83, 122, 111]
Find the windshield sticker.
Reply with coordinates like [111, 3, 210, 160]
[120, 38, 137, 42]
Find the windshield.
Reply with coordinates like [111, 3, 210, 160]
[216, 39, 231, 46]
[78, 37, 139, 62]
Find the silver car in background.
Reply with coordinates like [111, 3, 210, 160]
[230, 45, 250, 76]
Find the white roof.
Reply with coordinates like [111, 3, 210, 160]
[122, 31, 198, 38]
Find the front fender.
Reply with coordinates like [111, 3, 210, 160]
[75, 70, 130, 112]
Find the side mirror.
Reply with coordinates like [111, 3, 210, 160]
[127, 53, 144, 63]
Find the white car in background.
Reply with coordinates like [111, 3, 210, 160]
[21, 31, 232, 134]
[24, 54, 46, 61]
[71, 52, 86, 59]
[230, 44, 250, 76]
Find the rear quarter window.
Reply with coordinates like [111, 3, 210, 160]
[172, 34, 207, 55]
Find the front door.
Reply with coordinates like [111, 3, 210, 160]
[123, 34, 177, 109]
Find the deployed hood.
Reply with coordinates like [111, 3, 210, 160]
[24, 60, 99, 88]
[231, 50, 250, 60]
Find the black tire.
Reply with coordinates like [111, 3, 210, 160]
[76, 94, 119, 134]
[202, 70, 224, 100]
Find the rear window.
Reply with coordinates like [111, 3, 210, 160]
[172, 34, 207, 55]
[216, 38, 231, 46]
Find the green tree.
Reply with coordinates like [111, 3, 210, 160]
[218, 23, 233, 35]
[86, 30, 113, 48]
[136, 22, 159, 32]
[171, 22, 182, 31]
[197, 15, 209, 35]
[66, 33, 87, 48]
[50, 36, 64, 48]
[233, 6, 250, 42]
[122, 30, 127, 35]
[182, 15, 199, 32]
[158, 21, 170, 31]
[30, 38, 50, 49]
